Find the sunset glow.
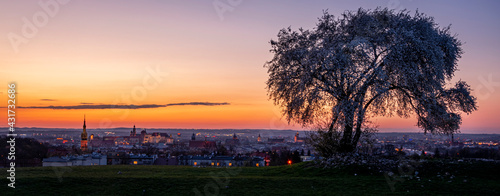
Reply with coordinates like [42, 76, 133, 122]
[1, 1, 499, 133]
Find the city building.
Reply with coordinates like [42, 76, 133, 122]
[42, 157, 72, 167]
[106, 152, 157, 165]
[268, 138, 285, 143]
[189, 139, 217, 150]
[42, 154, 107, 167]
[225, 133, 240, 146]
[294, 132, 306, 143]
[80, 115, 88, 152]
[140, 129, 173, 144]
[178, 155, 265, 167]
[89, 136, 117, 149]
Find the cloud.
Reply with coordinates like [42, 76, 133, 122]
[165, 102, 230, 106]
[17, 102, 230, 110]
[40, 99, 57, 101]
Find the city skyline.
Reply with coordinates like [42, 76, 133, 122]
[1, 1, 500, 133]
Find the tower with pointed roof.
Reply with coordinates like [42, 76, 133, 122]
[130, 125, 137, 137]
[81, 115, 88, 152]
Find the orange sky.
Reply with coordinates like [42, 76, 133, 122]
[0, 1, 499, 133]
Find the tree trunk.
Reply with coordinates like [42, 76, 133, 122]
[339, 122, 354, 153]
[352, 114, 364, 148]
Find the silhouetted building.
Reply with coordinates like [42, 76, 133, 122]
[106, 152, 156, 165]
[130, 125, 137, 137]
[81, 115, 88, 152]
[178, 155, 265, 167]
[43, 154, 107, 167]
[268, 138, 285, 143]
[226, 133, 240, 146]
[189, 137, 217, 150]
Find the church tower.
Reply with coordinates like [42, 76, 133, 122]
[81, 115, 88, 152]
[130, 125, 137, 137]
[257, 134, 261, 142]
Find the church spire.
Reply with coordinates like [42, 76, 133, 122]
[81, 115, 88, 152]
[130, 124, 137, 137]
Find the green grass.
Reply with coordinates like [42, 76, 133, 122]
[1, 161, 499, 195]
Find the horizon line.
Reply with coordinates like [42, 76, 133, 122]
[0, 127, 498, 134]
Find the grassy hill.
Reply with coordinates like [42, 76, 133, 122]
[2, 161, 499, 195]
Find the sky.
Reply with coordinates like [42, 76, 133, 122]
[0, 0, 499, 133]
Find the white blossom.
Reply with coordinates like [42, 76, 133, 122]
[265, 8, 477, 153]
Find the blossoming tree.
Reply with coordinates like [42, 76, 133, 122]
[265, 8, 477, 154]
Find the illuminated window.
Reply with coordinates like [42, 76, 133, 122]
[133, 161, 138, 165]
[211, 162, 214, 166]
[217, 162, 220, 166]
[256, 163, 259, 167]
[228, 163, 232, 167]
[194, 162, 197, 166]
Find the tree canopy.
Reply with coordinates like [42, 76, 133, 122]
[265, 8, 477, 154]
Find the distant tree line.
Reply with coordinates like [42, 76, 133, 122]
[0, 136, 51, 167]
[268, 150, 302, 166]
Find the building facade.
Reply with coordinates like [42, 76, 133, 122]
[80, 116, 88, 152]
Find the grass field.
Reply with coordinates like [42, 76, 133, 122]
[2, 161, 499, 195]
